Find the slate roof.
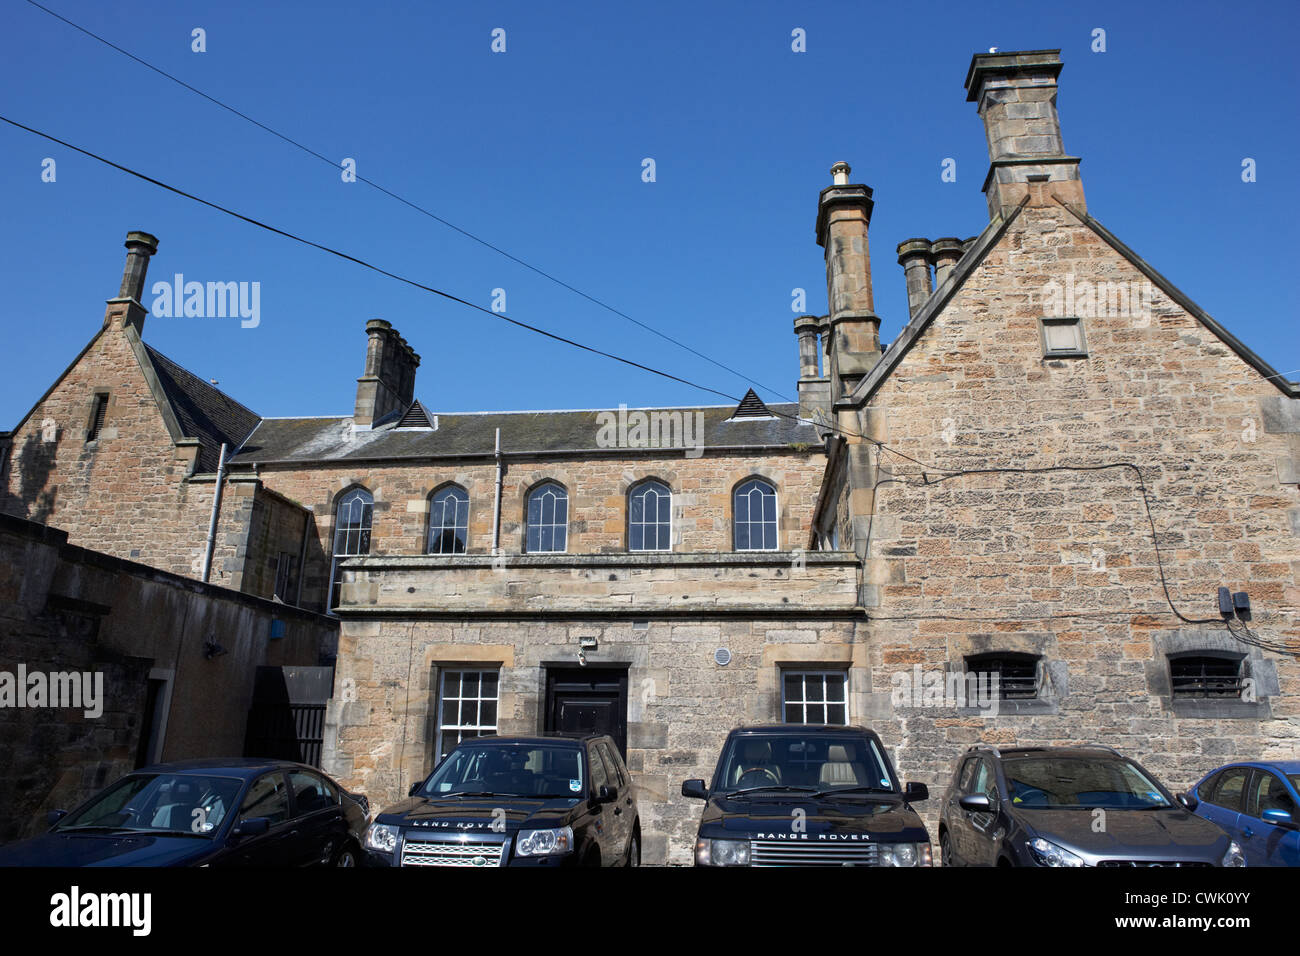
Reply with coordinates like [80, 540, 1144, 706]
[142, 345, 261, 472]
[231, 401, 819, 465]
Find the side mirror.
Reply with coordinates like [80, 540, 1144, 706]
[681, 779, 709, 800]
[233, 817, 271, 837]
[958, 794, 991, 812]
[1176, 793, 1199, 812]
[904, 782, 929, 802]
[596, 785, 618, 804]
[408, 782, 423, 797]
[1262, 808, 1296, 828]
[46, 810, 68, 827]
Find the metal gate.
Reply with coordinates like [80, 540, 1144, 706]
[244, 665, 334, 767]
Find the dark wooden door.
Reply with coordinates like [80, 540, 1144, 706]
[545, 668, 628, 757]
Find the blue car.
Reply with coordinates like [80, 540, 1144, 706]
[1190, 761, 1300, 867]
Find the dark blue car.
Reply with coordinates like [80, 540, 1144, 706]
[1191, 761, 1300, 867]
[0, 758, 369, 867]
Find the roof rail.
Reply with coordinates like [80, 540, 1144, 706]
[1078, 742, 1123, 756]
[966, 744, 1001, 758]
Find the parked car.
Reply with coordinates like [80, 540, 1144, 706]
[0, 758, 369, 866]
[680, 724, 932, 866]
[363, 733, 640, 867]
[1190, 761, 1300, 866]
[938, 745, 1244, 867]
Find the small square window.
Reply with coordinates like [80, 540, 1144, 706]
[1039, 317, 1087, 358]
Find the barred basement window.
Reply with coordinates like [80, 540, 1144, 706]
[1170, 655, 1244, 699]
[86, 392, 109, 442]
[782, 670, 848, 725]
[435, 669, 499, 762]
[965, 653, 1040, 700]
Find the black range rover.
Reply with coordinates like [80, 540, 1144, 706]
[363, 733, 640, 867]
[681, 725, 932, 867]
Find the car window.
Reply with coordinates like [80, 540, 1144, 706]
[288, 770, 335, 816]
[597, 743, 624, 789]
[973, 759, 996, 799]
[588, 745, 610, 794]
[1208, 767, 1250, 811]
[239, 773, 290, 826]
[958, 757, 979, 793]
[1246, 772, 1296, 818]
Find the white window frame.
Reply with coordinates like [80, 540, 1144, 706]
[781, 669, 849, 726]
[427, 484, 470, 555]
[525, 482, 568, 554]
[628, 479, 672, 553]
[435, 669, 501, 762]
[734, 478, 780, 551]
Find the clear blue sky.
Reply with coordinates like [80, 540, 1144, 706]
[2, 0, 1296, 424]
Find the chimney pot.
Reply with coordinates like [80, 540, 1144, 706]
[896, 238, 934, 319]
[929, 237, 965, 288]
[355, 319, 419, 427]
[830, 161, 851, 186]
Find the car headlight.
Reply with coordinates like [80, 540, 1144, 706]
[695, 838, 751, 866]
[1028, 837, 1085, 867]
[364, 822, 399, 853]
[1221, 841, 1246, 868]
[879, 842, 933, 867]
[516, 826, 573, 857]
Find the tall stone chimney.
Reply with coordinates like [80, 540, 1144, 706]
[896, 239, 933, 319]
[103, 231, 158, 335]
[816, 162, 881, 405]
[794, 314, 829, 418]
[354, 319, 421, 428]
[929, 237, 965, 288]
[964, 49, 1085, 220]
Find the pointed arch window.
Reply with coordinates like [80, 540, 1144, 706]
[329, 487, 373, 610]
[427, 485, 469, 554]
[526, 482, 568, 553]
[734, 478, 778, 551]
[629, 480, 672, 552]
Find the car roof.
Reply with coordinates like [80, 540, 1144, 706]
[451, 733, 602, 746]
[971, 746, 1133, 760]
[728, 724, 878, 736]
[133, 757, 318, 778]
[1202, 760, 1300, 775]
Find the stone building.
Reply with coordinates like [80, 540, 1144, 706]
[2, 48, 1296, 864]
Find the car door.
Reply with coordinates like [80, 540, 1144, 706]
[227, 772, 296, 866]
[596, 740, 632, 860]
[286, 769, 344, 866]
[1241, 769, 1300, 866]
[965, 758, 1002, 866]
[1196, 767, 1248, 844]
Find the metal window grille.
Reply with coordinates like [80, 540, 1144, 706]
[1170, 656, 1244, 699]
[965, 654, 1040, 700]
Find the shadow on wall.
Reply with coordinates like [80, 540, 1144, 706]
[12, 431, 60, 524]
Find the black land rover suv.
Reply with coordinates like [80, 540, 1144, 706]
[363, 733, 640, 867]
[938, 744, 1245, 867]
[681, 725, 933, 867]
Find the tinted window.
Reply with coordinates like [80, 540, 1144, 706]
[1001, 757, 1169, 810]
[972, 759, 996, 799]
[588, 745, 610, 793]
[1246, 772, 1296, 818]
[288, 770, 335, 816]
[958, 757, 980, 793]
[55, 773, 241, 836]
[601, 741, 630, 789]
[421, 742, 583, 798]
[714, 733, 892, 794]
[239, 773, 290, 826]
[1208, 767, 1250, 811]
[596, 742, 624, 789]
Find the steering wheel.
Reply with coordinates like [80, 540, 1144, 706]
[736, 767, 780, 789]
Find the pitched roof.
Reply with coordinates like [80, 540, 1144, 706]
[231, 402, 819, 465]
[141, 344, 261, 472]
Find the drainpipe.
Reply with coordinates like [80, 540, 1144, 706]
[200, 443, 228, 583]
[491, 428, 502, 553]
[293, 508, 311, 606]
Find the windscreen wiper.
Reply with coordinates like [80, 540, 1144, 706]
[812, 786, 897, 798]
[727, 785, 818, 796]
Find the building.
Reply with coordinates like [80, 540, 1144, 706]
[2, 49, 1296, 864]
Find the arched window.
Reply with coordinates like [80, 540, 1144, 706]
[329, 487, 373, 610]
[629, 480, 672, 552]
[733, 478, 778, 551]
[427, 485, 469, 554]
[526, 482, 568, 553]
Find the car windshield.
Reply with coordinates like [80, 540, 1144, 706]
[1002, 757, 1171, 809]
[55, 773, 244, 836]
[419, 743, 584, 799]
[713, 732, 895, 795]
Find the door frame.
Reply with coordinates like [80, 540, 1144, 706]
[542, 664, 629, 757]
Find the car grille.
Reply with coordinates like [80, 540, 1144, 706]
[400, 838, 508, 867]
[750, 840, 880, 867]
[1096, 859, 1213, 868]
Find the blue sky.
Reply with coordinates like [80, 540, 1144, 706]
[2, 0, 1297, 424]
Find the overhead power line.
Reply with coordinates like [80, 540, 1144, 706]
[21, 0, 794, 402]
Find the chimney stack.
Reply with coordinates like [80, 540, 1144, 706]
[896, 239, 933, 319]
[794, 314, 830, 419]
[964, 49, 1085, 220]
[103, 230, 158, 335]
[929, 237, 965, 288]
[354, 319, 421, 428]
[816, 162, 881, 404]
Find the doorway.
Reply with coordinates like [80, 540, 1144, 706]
[544, 666, 628, 757]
